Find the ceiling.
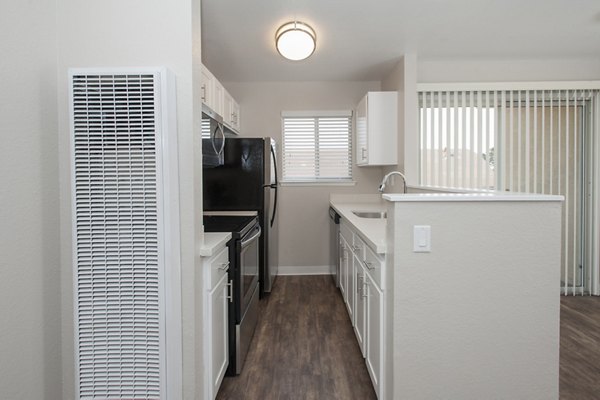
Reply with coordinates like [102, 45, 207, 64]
[201, 0, 600, 82]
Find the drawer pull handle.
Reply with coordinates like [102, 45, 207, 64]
[218, 262, 230, 271]
[362, 280, 369, 298]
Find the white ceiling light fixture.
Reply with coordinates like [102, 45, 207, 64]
[275, 21, 316, 61]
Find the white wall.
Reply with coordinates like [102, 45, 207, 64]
[418, 57, 600, 82]
[0, 1, 61, 399]
[224, 81, 383, 271]
[56, 0, 203, 398]
[380, 55, 419, 188]
[386, 199, 562, 399]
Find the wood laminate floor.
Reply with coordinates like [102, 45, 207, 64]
[560, 295, 600, 400]
[216, 275, 377, 400]
[217, 276, 600, 400]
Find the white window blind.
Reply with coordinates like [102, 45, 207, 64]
[281, 111, 352, 182]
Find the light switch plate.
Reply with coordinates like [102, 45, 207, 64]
[413, 225, 431, 253]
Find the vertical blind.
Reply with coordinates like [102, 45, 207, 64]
[281, 111, 352, 182]
[418, 87, 600, 295]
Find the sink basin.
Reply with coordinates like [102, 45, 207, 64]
[352, 210, 387, 219]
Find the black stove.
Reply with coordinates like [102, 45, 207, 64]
[203, 215, 257, 239]
[203, 213, 261, 376]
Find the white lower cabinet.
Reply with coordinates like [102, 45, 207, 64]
[338, 220, 385, 399]
[346, 247, 356, 324]
[209, 273, 229, 397]
[339, 236, 348, 300]
[354, 258, 366, 356]
[365, 274, 383, 398]
[204, 246, 231, 400]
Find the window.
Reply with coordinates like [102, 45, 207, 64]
[281, 111, 352, 183]
[418, 86, 600, 295]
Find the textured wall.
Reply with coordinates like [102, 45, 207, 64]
[418, 58, 600, 83]
[0, 1, 61, 399]
[55, 0, 201, 398]
[386, 199, 562, 399]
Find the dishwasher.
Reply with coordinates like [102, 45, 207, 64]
[329, 207, 341, 287]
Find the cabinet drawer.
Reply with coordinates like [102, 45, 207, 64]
[363, 244, 384, 290]
[207, 246, 230, 290]
[340, 220, 352, 244]
[351, 235, 365, 260]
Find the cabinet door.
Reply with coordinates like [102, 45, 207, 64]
[339, 235, 348, 301]
[231, 100, 240, 131]
[365, 275, 383, 397]
[209, 275, 229, 399]
[201, 67, 213, 107]
[346, 246, 355, 325]
[213, 80, 224, 116]
[223, 91, 234, 127]
[354, 255, 366, 357]
[356, 95, 368, 165]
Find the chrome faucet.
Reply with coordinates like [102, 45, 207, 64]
[378, 171, 407, 194]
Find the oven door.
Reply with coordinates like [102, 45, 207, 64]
[237, 223, 261, 319]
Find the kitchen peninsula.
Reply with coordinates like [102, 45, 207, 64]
[330, 190, 563, 400]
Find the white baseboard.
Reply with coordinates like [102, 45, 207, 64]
[277, 265, 332, 276]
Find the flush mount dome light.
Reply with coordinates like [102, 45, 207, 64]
[275, 21, 316, 61]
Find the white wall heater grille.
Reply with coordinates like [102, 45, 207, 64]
[69, 68, 180, 399]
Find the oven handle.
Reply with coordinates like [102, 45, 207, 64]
[241, 225, 262, 249]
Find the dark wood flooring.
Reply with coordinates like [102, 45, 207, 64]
[560, 295, 600, 400]
[216, 275, 377, 400]
[217, 276, 600, 400]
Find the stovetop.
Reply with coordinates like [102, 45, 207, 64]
[203, 215, 258, 239]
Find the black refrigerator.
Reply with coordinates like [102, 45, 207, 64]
[203, 137, 279, 297]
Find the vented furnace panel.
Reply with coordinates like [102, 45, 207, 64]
[69, 68, 179, 400]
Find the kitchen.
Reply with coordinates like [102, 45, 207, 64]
[2, 1, 600, 400]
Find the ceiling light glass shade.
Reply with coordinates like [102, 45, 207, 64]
[275, 21, 316, 61]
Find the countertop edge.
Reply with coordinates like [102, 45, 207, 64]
[383, 193, 565, 202]
[199, 232, 231, 257]
[330, 200, 387, 254]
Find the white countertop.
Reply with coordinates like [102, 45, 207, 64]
[383, 192, 564, 202]
[199, 232, 231, 257]
[330, 195, 387, 254]
[330, 190, 563, 255]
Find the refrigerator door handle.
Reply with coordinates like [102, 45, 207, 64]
[270, 185, 277, 228]
[270, 144, 279, 227]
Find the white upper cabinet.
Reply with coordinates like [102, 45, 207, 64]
[201, 64, 240, 133]
[201, 65, 216, 111]
[223, 89, 241, 134]
[355, 91, 398, 166]
[212, 79, 224, 117]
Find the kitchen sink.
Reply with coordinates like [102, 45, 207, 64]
[352, 210, 387, 219]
